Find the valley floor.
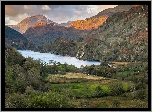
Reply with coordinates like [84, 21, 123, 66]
[47, 72, 148, 108]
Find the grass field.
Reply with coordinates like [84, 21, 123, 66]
[46, 71, 148, 108]
[72, 96, 148, 108]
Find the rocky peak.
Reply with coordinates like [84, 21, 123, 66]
[7, 15, 58, 34]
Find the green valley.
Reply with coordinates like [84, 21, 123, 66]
[4, 4, 149, 109]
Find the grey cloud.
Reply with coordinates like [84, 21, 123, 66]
[5, 5, 116, 24]
[5, 5, 25, 16]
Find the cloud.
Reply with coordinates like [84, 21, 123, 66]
[97, 5, 118, 12]
[5, 16, 19, 25]
[5, 5, 23, 16]
[87, 5, 99, 13]
[5, 5, 118, 25]
[41, 5, 51, 11]
[74, 10, 81, 15]
[17, 13, 30, 20]
[24, 5, 30, 10]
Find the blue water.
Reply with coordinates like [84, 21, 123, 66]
[18, 50, 101, 68]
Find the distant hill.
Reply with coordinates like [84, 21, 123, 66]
[60, 21, 74, 26]
[67, 5, 132, 30]
[7, 15, 59, 34]
[23, 21, 88, 46]
[5, 26, 35, 50]
[50, 37, 77, 56]
[92, 5, 133, 18]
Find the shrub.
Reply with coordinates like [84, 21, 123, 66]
[135, 89, 148, 100]
[135, 82, 147, 90]
[30, 91, 75, 108]
[109, 83, 125, 96]
[5, 93, 30, 108]
[112, 100, 120, 108]
[97, 101, 108, 108]
[92, 86, 105, 98]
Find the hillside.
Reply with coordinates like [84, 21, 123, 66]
[91, 5, 133, 18]
[7, 15, 59, 34]
[50, 37, 77, 56]
[67, 5, 132, 30]
[76, 5, 148, 62]
[67, 15, 109, 30]
[49, 5, 148, 62]
[5, 26, 34, 50]
[23, 21, 88, 47]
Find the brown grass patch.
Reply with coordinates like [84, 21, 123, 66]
[48, 72, 114, 83]
[63, 73, 104, 80]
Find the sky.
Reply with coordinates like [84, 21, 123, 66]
[5, 5, 117, 25]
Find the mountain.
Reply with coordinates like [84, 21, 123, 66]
[5, 5, 148, 63]
[48, 5, 148, 62]
[50, 37, 77, 56]
[7, 15, 59, 34]
[67, 5, 132, 30]
[60, 21, 74, 26]
[75, 5, 148, 62]
[91, 5, 133, 18]
[5, 26, 34, 50]
[23, 21, 88, 47]
[67, 16, 109, 30]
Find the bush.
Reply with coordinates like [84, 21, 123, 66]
[97, 101, 108, 108]
[112, 100, 120, 108]
[109, 83, 125, 96]
[135, 82, 147, 90]
[92, 86, 105, 98]
[30, 91, 75, 108]
[135, 89, 148, 100]
[5, 93, 30, 108]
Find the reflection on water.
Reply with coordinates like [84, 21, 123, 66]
[18, 50, 101, 68]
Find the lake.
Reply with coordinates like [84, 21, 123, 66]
[18, 50, 101, 68]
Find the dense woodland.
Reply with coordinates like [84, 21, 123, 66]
[5, 5, 149, 108]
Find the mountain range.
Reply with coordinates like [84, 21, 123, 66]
[5, 5, 148, 62]
[7, 5, 132, 33]
[23, 21, 87, 46]
[67, 5, 132, 30]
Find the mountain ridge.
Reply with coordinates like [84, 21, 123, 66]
[5, 26, 35, 50]
[48, 5, 148, 62]
[7, 15, 59, 34]
[23, 22, 88, 47]
[67, 5, 133, 30]
[75, 5, 148, 62]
